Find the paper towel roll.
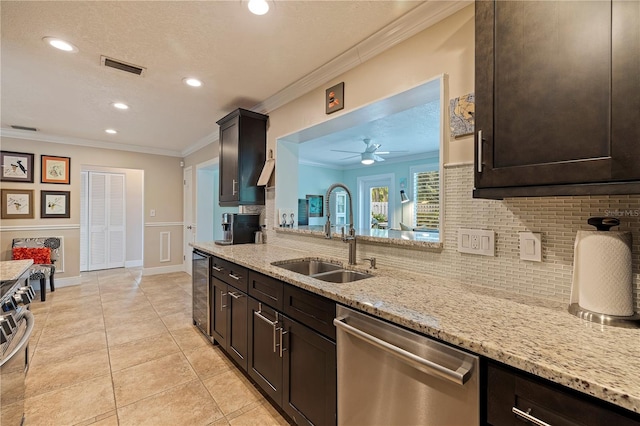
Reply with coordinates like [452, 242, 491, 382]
[570, 230, 633, 316]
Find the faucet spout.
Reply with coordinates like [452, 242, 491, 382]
[325, 183, 357, 264]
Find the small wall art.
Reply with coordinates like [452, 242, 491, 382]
[1, 188, 34, 219]
[325, 82, 344, 114]
[1, 150, 34, 183]
[41, 190, 70, 218]
[41, 155, 71, 184]
[449, 92, 475, 138]
[306, 195, 324, 217]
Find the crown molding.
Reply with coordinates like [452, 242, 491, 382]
[0, 128, 183, 157]
[181, 131, 219, 157]
[182, 1, 471, 156]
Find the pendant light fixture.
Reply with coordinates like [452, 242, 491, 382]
[248, 0, 269, 15]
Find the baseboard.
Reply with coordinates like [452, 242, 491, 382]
[125, 259, 143, 268]
[142, 264, 186, 276]
[31, 275, 82, 291]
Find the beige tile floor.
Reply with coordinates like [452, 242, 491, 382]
[25, 268, 289, 426]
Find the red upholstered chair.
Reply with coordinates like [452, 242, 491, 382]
[11, 238, 59, 301]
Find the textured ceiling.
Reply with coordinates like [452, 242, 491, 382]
[0, 1, 428, 156]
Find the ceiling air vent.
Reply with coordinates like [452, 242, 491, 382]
[11, 125, 38, 132]
[100, 55, 146, 76]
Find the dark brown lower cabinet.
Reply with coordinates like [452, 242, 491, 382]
[248, 297, 337, 426]
[248, 298, 282, 403]
[485, 360, 640, 426]
[211, 277, 248, 371]
[281, 316, 336, 426]
[211, 278, 228, 349]
[227, 287, 248, 370]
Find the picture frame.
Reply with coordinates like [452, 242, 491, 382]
[325, 82, 344, 114]
[41, 190, 70, 218]
[306, 194, 324, 217]
[1, 189, 34, 219]
[41, 155, 71, 184]
[1, 150, 35, 183]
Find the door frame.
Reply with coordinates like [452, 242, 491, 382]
[183, 166, 194, 275]
[357, 173, 395, 229]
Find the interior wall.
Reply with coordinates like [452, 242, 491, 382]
[0, 136, 184, 279]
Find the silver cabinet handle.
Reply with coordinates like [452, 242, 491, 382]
[228, 291, 243, 299]
[228, 273, 241, 281]
[212, 265, 222, 272]
[334, 317, 473, 386]
[477, 130, 483, 173]
[512, 407, 551, 426]
[254, 304, 278, 353]
[232, 179, 238, 195]
[0, 311, 34, 368]
[279, 327, 287, 358]
[220, 291, 227, 310]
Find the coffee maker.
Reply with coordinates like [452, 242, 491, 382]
[215, 213, 261, 245]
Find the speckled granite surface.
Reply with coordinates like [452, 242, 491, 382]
[192, 242, 640, 414]
[0, 259, 33, 282]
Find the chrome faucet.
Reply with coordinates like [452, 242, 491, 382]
[325, 183, 357, 265]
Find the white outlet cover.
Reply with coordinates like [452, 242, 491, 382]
[457, 228, 495, 256]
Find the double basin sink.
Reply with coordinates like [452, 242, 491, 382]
[271, 258, 372, 283]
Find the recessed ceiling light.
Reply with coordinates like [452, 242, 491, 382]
[105, 129, 117, 134]
[43, 37, 78, 53]
[248, 0, 269, 15]
[183, 78, 203, 87]
[112, 102, 129, 110]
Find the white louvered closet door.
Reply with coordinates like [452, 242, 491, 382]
[87, 172, 126, 271]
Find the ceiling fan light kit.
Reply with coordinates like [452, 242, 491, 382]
[361, 152, 375, 165]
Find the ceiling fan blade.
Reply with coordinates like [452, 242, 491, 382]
[376, 150, 409, 155]
[373, 154, 386, 162]
[339, 154, 360, 160]
[331, 149, 361, 154]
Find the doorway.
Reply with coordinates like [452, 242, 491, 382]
[357, 173, 395, 230]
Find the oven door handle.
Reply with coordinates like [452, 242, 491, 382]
[0, 311, 34, 368]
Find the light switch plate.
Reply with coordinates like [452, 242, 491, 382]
[458, 228, 495, 256]
[519, 232, 542, 262]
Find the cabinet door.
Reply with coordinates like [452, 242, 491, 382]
[247, 298, 283, 404]
[282, 316, 336, 426]
[227, 288, 248, 371]
[219, 117, 239, 204]
[475, 1, 640, 194]
[211, 278, 228, 348]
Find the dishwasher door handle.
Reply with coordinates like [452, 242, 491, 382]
[334, 316, 473, 386]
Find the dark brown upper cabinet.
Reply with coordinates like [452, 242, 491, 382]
[217, 108, 268, 206]
[474, 1, 640, 199]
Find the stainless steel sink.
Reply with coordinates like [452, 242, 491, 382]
[271, 258, 372, 283]
[312, 269, 372, 283]
[272, 259, 342, 275]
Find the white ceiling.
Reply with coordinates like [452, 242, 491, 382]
[0, 1, 468, 157]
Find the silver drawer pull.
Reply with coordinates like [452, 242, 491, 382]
[279, 327, 287, 358]
[512, 407, 551, 426]
[232, 179, 238, 195]
[228, 291, 243, 299]
[212, 265, 222, 272]
[254, 304, 278, 353]
[228, 273, 241, 281]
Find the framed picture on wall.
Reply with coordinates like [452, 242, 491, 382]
[1, 189, 34, 219]
[41, 190, 70, 218]
[41, 155, 71, 184]
[306, 195, 324, 217]
[1, 151, 34, 183]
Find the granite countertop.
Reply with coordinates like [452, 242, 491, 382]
[0, 259, 33, 282]
[192, 242, 640, 414]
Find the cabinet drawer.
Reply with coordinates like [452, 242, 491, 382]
[283, 285, 336, 340]
[248, 271, 283, 311]
[211, 257, 248, 292]
[485, 361, 640, 426]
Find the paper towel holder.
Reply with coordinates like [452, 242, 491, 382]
[568, 216, 640, 328]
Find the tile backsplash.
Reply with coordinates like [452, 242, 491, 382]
[266, 165, 640, 310]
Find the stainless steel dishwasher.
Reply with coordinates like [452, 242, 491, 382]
[334, 305, 479, 425]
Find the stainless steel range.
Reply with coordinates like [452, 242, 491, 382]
[1, 261, 36, 426]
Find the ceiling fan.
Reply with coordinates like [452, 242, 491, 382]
[331, 138, 407, 165]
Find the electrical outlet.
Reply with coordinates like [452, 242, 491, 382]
[458, 228, 495, 256]
[150, 209, 156, 217]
